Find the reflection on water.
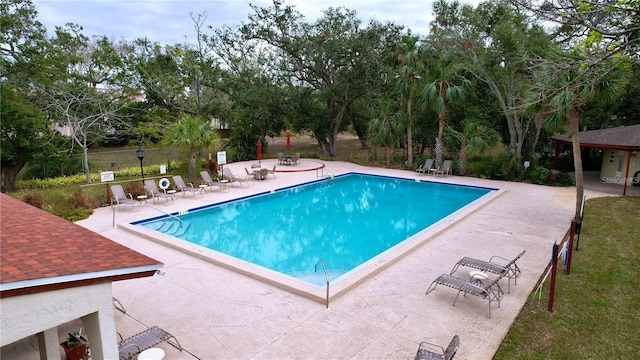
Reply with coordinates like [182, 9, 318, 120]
[139, 174, 490, 282]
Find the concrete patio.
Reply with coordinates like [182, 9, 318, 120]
[4, 161, 631, 360]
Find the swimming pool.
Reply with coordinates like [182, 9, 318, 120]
[127, 173, 497, 301]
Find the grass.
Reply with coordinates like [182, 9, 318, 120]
[494, 196, 640, 359]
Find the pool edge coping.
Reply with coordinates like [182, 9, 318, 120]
[118, 185, 507, 305]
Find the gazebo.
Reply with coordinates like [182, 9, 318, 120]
[551, 124, 640, 195]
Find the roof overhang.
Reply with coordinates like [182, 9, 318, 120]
[0, 265, 162, 298]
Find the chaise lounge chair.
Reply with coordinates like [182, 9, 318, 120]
[449, 250, 526, 293]
[172, 175, 200, 197]
[118, 326, 182, 360]
[144, 180, 173, 203]
[201, 170, 227, 192]
[416, 159, 435, 175]
[415, 335, 460, 360]
[434, 160, 452, 176]
[426, 271, 506, 318]
[111, 185, 137, 209]
[223, 168, 249, 188]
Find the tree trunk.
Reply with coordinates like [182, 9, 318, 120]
[569, 105, 584, 220]
[386, 147, 392, 167]
[406, 95, 414, 168]
[189, 149, 198, 182]
[458, 139, 468, 175]
[435, 137, 444, 169]
[82, 147, 91, 184]
[1, 164, 23, 193]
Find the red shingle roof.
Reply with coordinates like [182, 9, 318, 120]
[0, 193, 162, 297]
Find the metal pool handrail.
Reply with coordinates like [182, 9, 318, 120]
[315, 258, 330, 309]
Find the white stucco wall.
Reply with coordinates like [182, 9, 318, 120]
[1, 282, 119, 360]
[600, 150, 640, 184]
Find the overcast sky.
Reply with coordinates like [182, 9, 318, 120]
[31, 0, 481, 45]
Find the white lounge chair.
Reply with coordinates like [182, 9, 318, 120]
[118, 326, 182, 360]
[144, 180, 173, 202]
[172, 175, 200, 197]
[450, 250, 526, 293]
[223, 168, 249, 188]
[426, 271, 506, 318]
[111, 185, 137, 209]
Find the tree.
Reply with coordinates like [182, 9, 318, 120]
[429, 0, 553, 159]
[420, 49, 471, 169]
[526, 51, 630, 219]
[0, 86, 52, 192]
[394, 35, 426, 168]
[368, 98, 404, 167]
[445, 119, 499, 175]
[235, 0, 404, 157]
[162, 114, 221, 181]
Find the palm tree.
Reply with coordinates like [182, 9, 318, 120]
[394, 35, 425, 168]
[163, 114, 221, 181]
[421, 50, 471, 169]
[368, 99, 404, 168]
[445, 119, 499, 175]
[527, 53, 630, 219]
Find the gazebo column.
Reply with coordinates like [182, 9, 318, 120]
[623, 151, 631, 195]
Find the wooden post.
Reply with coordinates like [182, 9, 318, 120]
[106, 183, 112, 206]
[566, 220, 575, 275]
[548, 241, 559, 312]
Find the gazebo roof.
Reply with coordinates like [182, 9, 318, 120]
[552, 124, 640, 151]
[0, 194, 162, 298]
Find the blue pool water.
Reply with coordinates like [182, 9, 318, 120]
[135, 173, 493, 285]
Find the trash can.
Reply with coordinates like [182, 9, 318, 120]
[549, 169, 560, 182]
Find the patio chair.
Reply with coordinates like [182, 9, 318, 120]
[118, 326, 182, 360]
[416, 159, 435, 175]
[111, 185, 137, 209]
[267, 165, 276, 179]
[144, 180, 173, 202]
[415, 335, 460, 360]
[201, 170, 227, 192]
[277, 152, 284, 165]
[450, 250, 526, 293]
[290, 153, 300, 165]
[426, 271, 506, 318]
[434, 160, 453, 176]
[172, 175, 200, 197]
[258, 168, 268, 180]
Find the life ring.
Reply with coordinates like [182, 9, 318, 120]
[159, 177, 171, 190]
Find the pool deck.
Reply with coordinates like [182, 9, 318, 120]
[5, 161, 634, 359]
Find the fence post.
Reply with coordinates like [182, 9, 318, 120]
[566, 220, 576, 274]
[548, 241, 559, 312]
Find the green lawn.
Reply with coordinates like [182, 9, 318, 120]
[494, 196, 640, 359]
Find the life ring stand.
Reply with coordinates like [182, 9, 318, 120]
[158, 178, 171, 190]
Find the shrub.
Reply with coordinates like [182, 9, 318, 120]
[68, 190, 95, 209]
[123, 182, 146, 197]
[528, 166, 550, 185]
[22, 192, 45, 209]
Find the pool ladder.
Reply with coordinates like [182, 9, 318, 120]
[315, 258, 330, 309]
